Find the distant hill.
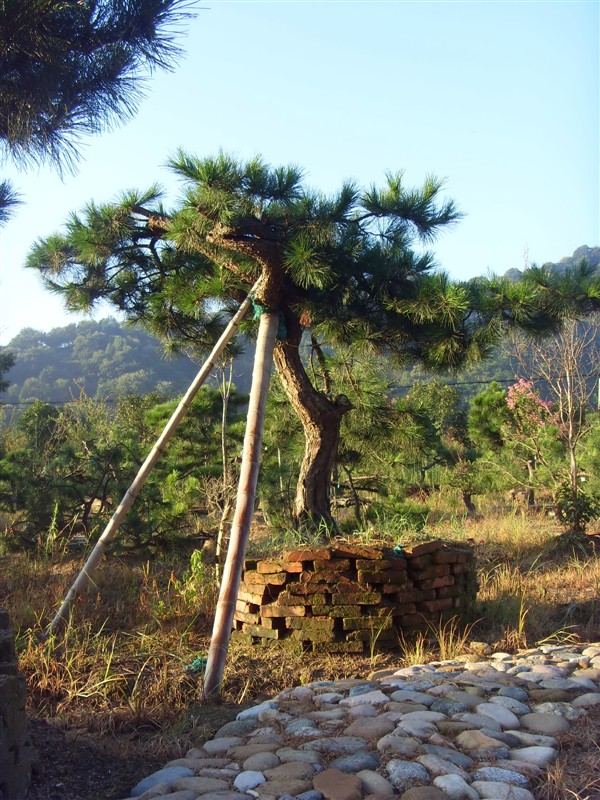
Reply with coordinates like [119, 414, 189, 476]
[503, 245, 600, 282]
[0, 318, 254, 414]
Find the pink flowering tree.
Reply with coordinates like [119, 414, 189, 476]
[468, 379, 563, 508]
[502, 379, 562, 506]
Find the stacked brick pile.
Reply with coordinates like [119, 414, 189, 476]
[232, 541, 476, 653]
[0, 609, 35, 800]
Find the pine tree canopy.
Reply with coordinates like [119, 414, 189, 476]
[27, 151, 600, 370]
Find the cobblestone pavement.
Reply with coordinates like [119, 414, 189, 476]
[119, 643, 600, 800]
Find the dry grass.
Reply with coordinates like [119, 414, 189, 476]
[2, 511, 600, 788]
[535, 706, 600, 800]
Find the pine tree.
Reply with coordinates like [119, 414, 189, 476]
[27, 153, 600, 534]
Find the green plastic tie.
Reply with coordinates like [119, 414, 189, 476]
[250, 293, 287, 340]
[184, 656, 207, 674]
[392, 543, 404, 558]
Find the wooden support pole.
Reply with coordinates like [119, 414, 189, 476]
[45, 284, 259, 636]
[202, 310, 279, 697]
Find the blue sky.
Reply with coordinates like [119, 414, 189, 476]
[1, 0, 598, 346]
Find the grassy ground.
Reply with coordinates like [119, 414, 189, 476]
[2, 511, 600, 797]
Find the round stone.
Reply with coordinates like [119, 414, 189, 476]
[454, 729, 510, 758]
[400, 787, 448, 800]
[300, 736, 368, 754]
[416, 754, 468, 779]
[433, 774, 479, 800]
[285, 718, 319, 736]
[329, 751, 380, 773]
[454, 712, 502, 731]
[474, 702, 521, 729]
[243, 752, 280, 771]
[572, 692, 600, 707]
[237, 700, 278, 720]
[498, 686, 529, 702]
[130, 767, 194, 797]
[233, 770, 266, 791]
[377, 733, 422, 758]
[344, 715, 396, 739]
[508, 746, 557, 767]
[471, 767, 529, 786]
[357, 768, 395, 796]
[488, 695, 530, 714]
[471, 780, 535, 799]
[386, 759, 430, 792]
[215, 719, 260, 738]
[340, 689, 390, 707]
[533, 701, 586, 721]
[276, 747, 322, 765]
[313, 768, 362, 800]
[421, 744, 473, 770]
[203, 737, 243, 755]
[520, 712, 570, 734]
[430, 699, 470, 715]
[390, 689, 436, 706]
[401, 710, 448, 723]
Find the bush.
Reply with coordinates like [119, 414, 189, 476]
[554, 482, 600, 533]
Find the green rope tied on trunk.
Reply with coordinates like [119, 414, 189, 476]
[250, 293, 287, 340]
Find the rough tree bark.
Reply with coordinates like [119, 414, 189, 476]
[273, 315, 353, 534]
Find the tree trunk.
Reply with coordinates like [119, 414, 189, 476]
[462, 491, 476, 516]
[526, 459, 536, 507]
[203, 310, 279, 698]
[272, 317, 353, 535]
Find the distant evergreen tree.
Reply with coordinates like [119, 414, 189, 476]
[0, 349, 15, 394]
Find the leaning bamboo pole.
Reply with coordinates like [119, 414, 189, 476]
[202, 310, 279, 697]
[45, 283, 259, 636]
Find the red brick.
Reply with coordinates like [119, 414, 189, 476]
[411, 564, 451, 580]
[284, 548, 333, 561]
[234, 610, 260, 624]
[403, 541, 442, 558]
[392, 603, 417, 615]
[406, 554, 433, 569]
[394, 588, 435, 603]
[242, 623, 281, 639]
[330, 545, 385, 560]
[261, 602, 306, 617]
[327, 605, 362, 618]
[396, 612, 432, 627]
[417, 575, 455, 590]
[342, 616, 393, 631]
[256, 560, 284, 573]
[421, 597, 454, 613]
[357, 569, 408, 585]
[331, 591, 382, 605]
[436, 584, 461, 599]
[244, 571, 288, 586]
[432, 550, 459, 565]
[238, 588, 268, 605]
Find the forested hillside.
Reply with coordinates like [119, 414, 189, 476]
[0, 318, 255, 414]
